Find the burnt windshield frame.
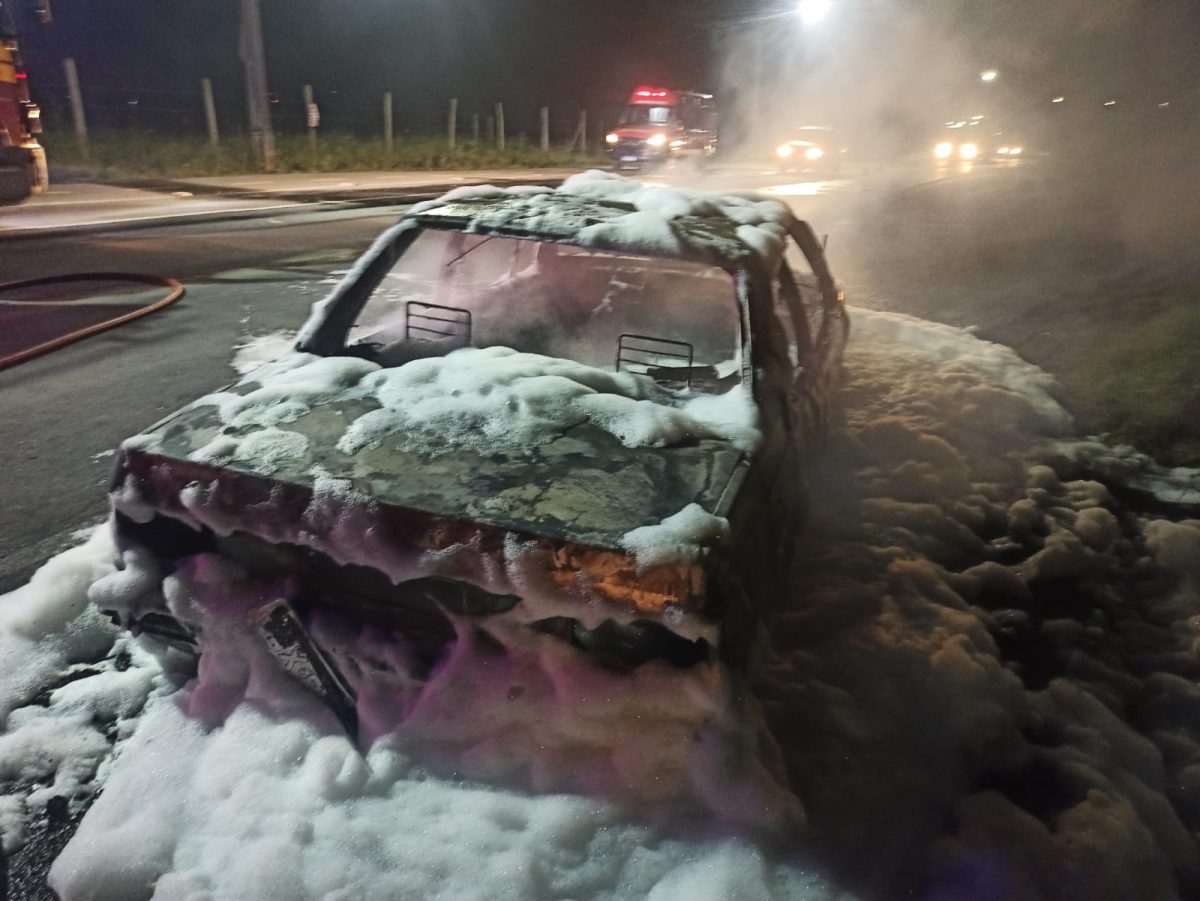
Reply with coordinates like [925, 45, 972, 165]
[298, 223, 752, 392]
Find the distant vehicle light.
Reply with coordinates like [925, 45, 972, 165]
[804, 146, 825, 161]
[776, 144, 795, 158]
[997, 146, 1010, 155]
[1010, 147, 1023, 155]
[959, 143, 979, 160]
[646, 134, 667, 147]
[1104, 100, 1117, 107]
[606, 133, 619, 144]
[935, 142, 954, 159]
[1052, 96, 1065, 103]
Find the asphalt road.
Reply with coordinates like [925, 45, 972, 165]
[0, 205, 412, 592]
[0, 158, 1076, 593]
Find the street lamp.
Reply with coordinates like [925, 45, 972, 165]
[980, 69, 998, 82]
[797, 0, 832, 26]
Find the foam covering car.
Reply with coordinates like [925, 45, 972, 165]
[97, 172, 848, 724]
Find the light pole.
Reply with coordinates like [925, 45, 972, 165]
[239, 0, 277, 171]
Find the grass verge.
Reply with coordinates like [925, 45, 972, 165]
[44, 130, 603, 178]
[1060, 297, 1200, 466]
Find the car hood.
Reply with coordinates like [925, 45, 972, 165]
[120, 393, 747, 553]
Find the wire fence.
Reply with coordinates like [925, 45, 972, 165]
[31, 77, 621, 151]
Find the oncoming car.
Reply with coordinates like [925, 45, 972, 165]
[934, 122, 1026, 163]
[97, 173, 847, 720]
[774, 126, 846, 175]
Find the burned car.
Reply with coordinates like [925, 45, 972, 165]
[98, 173, 847, 709]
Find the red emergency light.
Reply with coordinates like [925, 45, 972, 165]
[629, 86, 677, 105]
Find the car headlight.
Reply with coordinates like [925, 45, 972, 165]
[959, 143, 979, 160]
[776, 144, 795, 158]
[935, 142, 954, 159]
[997, 146, 1010, 155]
[647, 134, 667, 147]
[1010, 146, 1023, 156]
[605, 133, 619, 145]
[804, 146, 825, 161]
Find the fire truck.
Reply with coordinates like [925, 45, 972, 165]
[604, 85, 718, 170]
[0, 34, 47, 203]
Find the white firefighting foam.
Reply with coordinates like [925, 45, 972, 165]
[170, 346, 761, 470]
[0, 528, 170, 852]
[2, 307, 1199, 898]
[753, 308, 1200, 899]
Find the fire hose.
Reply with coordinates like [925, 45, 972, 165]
[0, 273, 184, 373]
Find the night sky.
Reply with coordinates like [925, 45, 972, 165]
[3, 0, 1197, 141]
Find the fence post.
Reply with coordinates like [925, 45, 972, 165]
[569, 110, 588, 153]
[201, 78, 220, 149]
[383, 91, 393, 160]
[303, 84, 318, 164]
[63, 58, 89, 161]
[540, 106, 549, 151]
[471, 113, 479, 143]
[494, 102, 505, 151]
[447, 97, 458, 150]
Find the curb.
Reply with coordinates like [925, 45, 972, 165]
[119, 174, 579, 204]
[1, 176, 570, 241]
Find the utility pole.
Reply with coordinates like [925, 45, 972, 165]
[239, 0, 276, 171]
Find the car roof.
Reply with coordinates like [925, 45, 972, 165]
[407, 183, 792, 272]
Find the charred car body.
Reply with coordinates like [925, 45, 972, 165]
[100, 174, 846, 713]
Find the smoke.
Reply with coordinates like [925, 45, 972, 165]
[714, 1, 991, 158]
[712, 0, 1200, 171]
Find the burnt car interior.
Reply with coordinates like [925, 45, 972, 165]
[344, 230, 743, 394]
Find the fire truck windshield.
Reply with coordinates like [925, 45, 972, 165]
[619, 106, 672, 126]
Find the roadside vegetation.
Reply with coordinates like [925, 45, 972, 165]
[1061, 294, 1200, 465]
[853, 162, 1200, 468]
[45, 130, 602, 179]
